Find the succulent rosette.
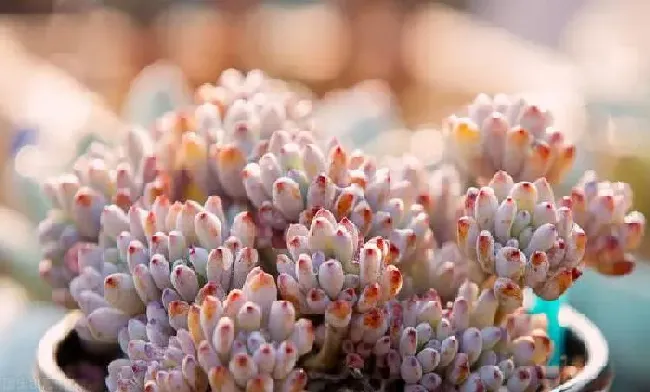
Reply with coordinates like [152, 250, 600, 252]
[107, 269, 314, 392]
[560, 170, 646, 276]
[445, 94, 576, 185]
[67, 195, 259, 344]
[134, 68, 315, 207]
[37, 138, 169, 306]
[272, 208, 405, 372]
[38, 69, 315, 306]
[194, 68, 315, 138]
[382, 156, 463, 247]
[275, 208, 404, 312]
[358, 157, 466, 298]
[329, 280, 556, 392]
[238, 130, 334, 248]
[241, 139, 434, 293]
[457, 171, 587, 302]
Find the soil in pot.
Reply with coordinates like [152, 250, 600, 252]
[558, 331, 612, 392]
[55, 330, 119, 392]
[35, 311, 120, 392]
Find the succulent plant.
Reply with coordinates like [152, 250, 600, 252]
[37, 72, 649, 392]
[38, 69, 313, 306]
[136, 68, 315, 205]
[106, 270, 314, 392]
[276, 208, 403, 309]
[273, 208, 405, 372]
[340, 282, 558, 392]
[425, 242, 469, 302]
[241, 139, 434, 296]
[456, 171, 587, 302]
[445, 94, 576, 185]
[380, 156, 462, 247]
[66, 194, 263, 344]
[561, 170, 646, 276]
[37, 141, 155, 307]
[194, 68, 315, 138]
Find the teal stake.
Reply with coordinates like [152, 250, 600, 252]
[529, 294, 566, 366]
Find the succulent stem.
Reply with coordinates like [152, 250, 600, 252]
[304, 325, 346, 372]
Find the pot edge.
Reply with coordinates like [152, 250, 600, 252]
[552, 306, 610, 392]
[34, 311, 88, 392]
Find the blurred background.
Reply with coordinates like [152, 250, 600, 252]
[0, 0, 649, 391]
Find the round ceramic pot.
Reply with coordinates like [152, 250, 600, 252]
[35, 307, 611, 392]
[34, 312, 120, 392]
[568, 261, 650, 391]
[555, 306, 612, 392]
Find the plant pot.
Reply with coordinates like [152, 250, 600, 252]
[35, 307, 612, 392]
[34, 312, 120, 392]
[554, 306, 613, 392]
[568, 261, 650, 391]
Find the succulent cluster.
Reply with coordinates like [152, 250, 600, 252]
[39, 69, 312, 307]
[445, 94, 576, 185]
[383, 157, 462, 247]
[66, 194, 261, 343]
[457, 171, 587, 301]
[561, 171, 645, 275]
[37, 71, 646, 392]
[37, 141, 155, 307]
[101, 216, 556, 392]
[343, 282, 559, 392]
[107, 270, 315, 392]
[240, 134, 437, 300]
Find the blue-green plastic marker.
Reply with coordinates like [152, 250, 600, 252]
[529, 293, 566, 366]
